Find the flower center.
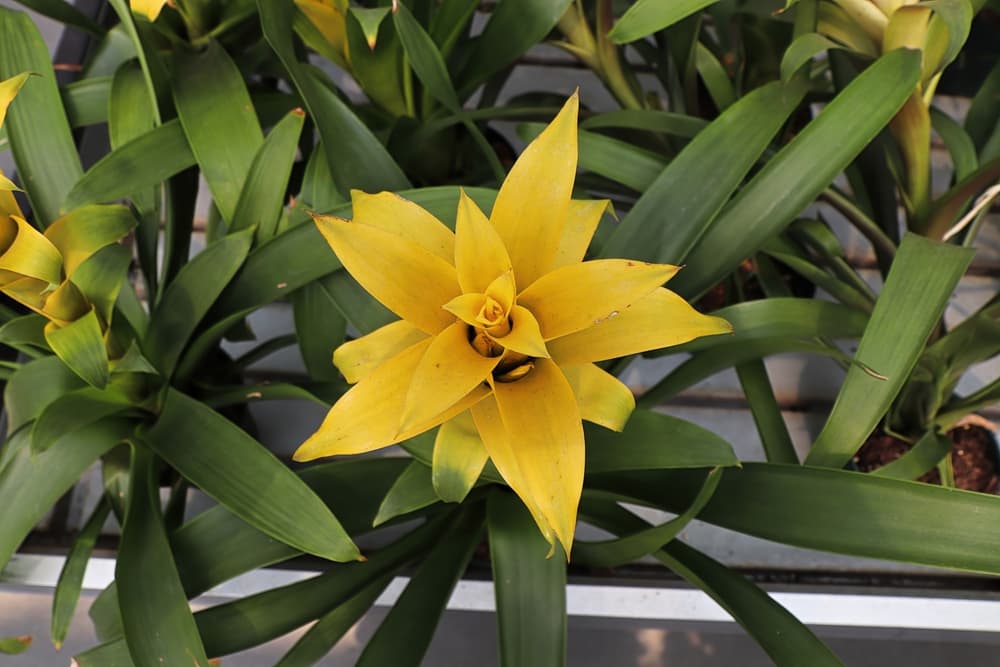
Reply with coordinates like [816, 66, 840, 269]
[475, 296, 511, 337]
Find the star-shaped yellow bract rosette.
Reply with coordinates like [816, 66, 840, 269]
[295, 94, 732, 556]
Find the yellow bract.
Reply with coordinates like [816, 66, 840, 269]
[129, 0, 170, 21]
[295, 94, 732, 556]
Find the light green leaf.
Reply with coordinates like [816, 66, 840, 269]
[373, 459, 440, 527]
[45, 309, 109, 389]
[580, 109, 707, 138]
[172, 40, 263, 223]
[0, 6, 82, 226]
[62, 76, 112, 127]
[780, 32, 842, 81]
[230, 108, 305, 241]
[51, 497, 111, 649]
[608, 0, 720, 44]
[3, 355, 84, 434]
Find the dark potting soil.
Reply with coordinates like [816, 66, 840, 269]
[853, 425, 999, 493]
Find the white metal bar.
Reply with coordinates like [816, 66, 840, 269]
[4, 553, 1000, 633]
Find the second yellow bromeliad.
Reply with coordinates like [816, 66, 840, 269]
[295, 94, 731, 556]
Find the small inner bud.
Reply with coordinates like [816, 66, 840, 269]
[469, 327, 503, 358]
[494, 361, 534, 383]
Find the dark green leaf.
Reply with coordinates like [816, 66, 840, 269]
[292, 279, 347, 381]
[144, 229, 253, 377]
[118, 446, 211, 666]
[872, 429, 952, 480]
[142, 388, 360, 562]
[357, 503, 484, 667]
[3, 355, 84, 434]
[8, 0, 104, 35]
[51, 497, 111, 649]
[930, 106, 977, 181]
[737, 360, 799, 464]
[258, 0, 410, 193]
[601, 79, 807, 264]
[62, 76, 111, 127]
[590, 462, 1000, 575]
[0, 418, 133, 569]
[32, 384, 136, 452]
[672, 48, 923, 298]
[373, 460, 440, 526]
[579, 109, 707, 138]
[488, 490, 565, 667]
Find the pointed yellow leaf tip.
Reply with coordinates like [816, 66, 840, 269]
[129, 0, 170, 21]
[0, 72, 31, 130]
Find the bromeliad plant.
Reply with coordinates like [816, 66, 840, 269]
[2, 1, 1000, 666]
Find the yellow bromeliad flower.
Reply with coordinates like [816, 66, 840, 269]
[294, 94, 732, 555]
[129, 0, 172, 21]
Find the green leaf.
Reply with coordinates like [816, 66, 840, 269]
[357, 503, 484, 667]
[72, 240, 133, 328]
[118, 446, 211, 667]
[109, 61, 160, 295]
[63, 119, 195, 210]
[142, 388, 360, 562]
[872, 429, 952, 480]
[671, 298, 870, 353]
[695, 42, 735, 110]
[275, 575, 393, 667]
[0, 313, 48, 355]
[171, 458, 410, 599]
[292, 279, 347, 381]
[456, 0, 573, 95]
[922, 0, 973, 74]
[585, 409, 738, 472]
[373, 459, 440, 526]
[581, 501, 845, 667]
[575, 468, 722, 567]
[0, 636, 31, 655]
[780, 32, 842, 81]
[579, 109, 707, 138]
[230, 108, 305, 240]
[0, 418, 133, 569]
[488, 491, 565, 667]
[351, 6, 390, 47]
[601, 78, 807, 264]
[392, 2, 459, 110]
[31, 384, 136, 452]
[194, 514, 448, 658]
[672, 48, 923, 298]
[964, 61, 1000, 155]
[590, 462, 1000, 575]
[258, 0, 410, 194]
[737, 360, 799, 464]
[805, 234, 973, 468]
[172, 40, 264, 223]
[7, 0, 104, 35]
[106, 0, 169, 121]
[930, 106, 977, 181]
[3, 355, 85, 434]
[922, 157, 1000, 240]
[322, 269, 395, 334]
[62, 76, 112, 127]
[51, 497, 111, 649]
[608, 0, 720, 44]
[521, 123, 666, 192]
[0, 7, 82, 225]
[639, 338, 846, 406]
[44, 309, 110, 389]
[144, 229, 253, 377]
[344, 9, 408, 117]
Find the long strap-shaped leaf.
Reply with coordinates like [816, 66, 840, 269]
[589, 462, 1000, 575]
[357, 502, 485, 667]
[601, 78, 806, 264]
[805, 233, 973, 468]
[142, 388, 360, 562]
[258, 0, 410, 195]
[488, 491, 566, 667]
[0, 6, 82, 225]
[580, 500, 845, 667]
[671, 48, 923, 298]
[172, 40, 264, 223]
[0, 418, 134, 570]
[117, 446, 211, 667]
